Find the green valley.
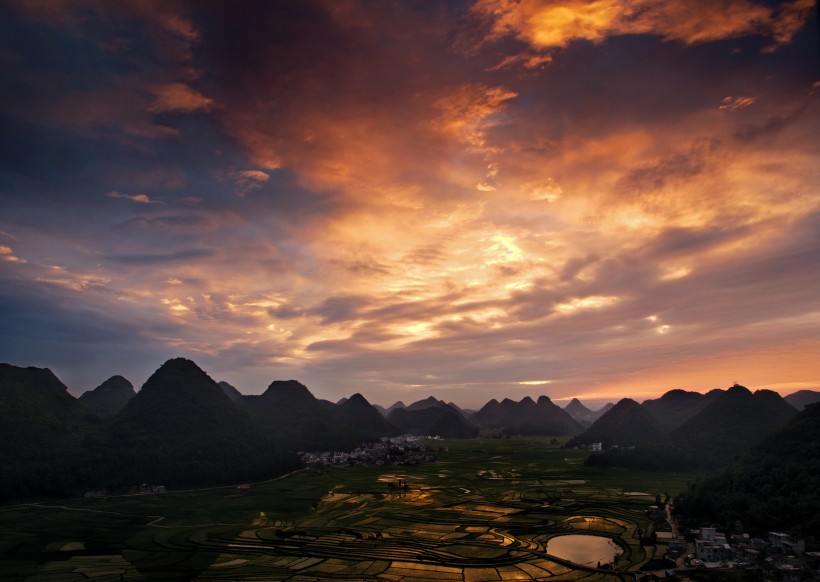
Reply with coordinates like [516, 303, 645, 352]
[0, 438, 691, 581]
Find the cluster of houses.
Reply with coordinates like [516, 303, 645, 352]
[661, 526, 818, 580]
[300, 434, 445, 467]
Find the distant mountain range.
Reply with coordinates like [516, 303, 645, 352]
[2, 357, 813, 501]
[472, 396, 583, 436]
[388, 405, 478, 438]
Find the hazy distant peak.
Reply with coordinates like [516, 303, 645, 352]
[102, 375, 131, 388]
[78, 375, 135, 418]
[91, 375, 133, 394]
[406, 395, 446, 411]
[784, 390, 820, 410]
[218, 380, 242, 401]
[564, 398, 590, 413]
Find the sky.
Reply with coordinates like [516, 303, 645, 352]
[0, 0, 818, 409]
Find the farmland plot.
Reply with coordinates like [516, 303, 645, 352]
[0, 438, 690, 580]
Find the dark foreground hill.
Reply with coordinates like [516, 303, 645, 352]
[567, 398, 663, 448]
[676, 402, 820, 538]
[472, 396, 582, 436]
[588, 385, 797, 471]
[106, 358, 297, 488]
[334, 393, 399, 440]
[640, 388, 721, 433]
[78, 375, 135, 418]
[568, 389, 719, 449]
[0, 364, 99, 499]
[238, 380, 360, 451]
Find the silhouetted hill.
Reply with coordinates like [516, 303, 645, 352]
[567, 398, 663, 448]
[563, 398, 591, 422]
[0, 364, 99, 500]
[378, 401, 406, 418]
[563, 398, 613, 427]
[641, 389, 720, 433]
[597, 402, 614, 415]
[107, 358, 295, 488]
[784, 389, 820, 410]
[677, 402, 820, 538]
[238, 380, 359, 451]
[387, 406, 478, 438]
[336, 393, 399, 440]
[656, 386, 797, 470]
[406, 396, 449, 411]
[447, 402, 472, 418]
[78, 375, 135, 418]
[589, 385, 798, 471]
[472, 396, 582, 435]
[218, 380, 242, 401]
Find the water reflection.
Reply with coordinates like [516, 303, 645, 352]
[547, 534, 623, 566]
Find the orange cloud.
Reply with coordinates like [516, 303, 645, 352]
[148, 83, 213, 113]
[106, 191, 157, 204]
[472, 0, 813, 50]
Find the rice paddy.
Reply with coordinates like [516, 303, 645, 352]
[0, 438, 691, 580]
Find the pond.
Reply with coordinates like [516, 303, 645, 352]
[547, 534, 623, 566]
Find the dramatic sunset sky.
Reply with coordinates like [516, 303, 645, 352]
[1, 1, 818, 408]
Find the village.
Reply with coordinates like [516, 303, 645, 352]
[299, 434, 446, 467]
[647, 503, 820, 581]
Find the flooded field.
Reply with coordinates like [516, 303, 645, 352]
[547, 534, 624, 566]
[0, 438, 691, 580]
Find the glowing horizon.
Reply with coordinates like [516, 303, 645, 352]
[0, 1, 818, 409]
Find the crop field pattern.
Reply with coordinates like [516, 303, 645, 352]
[0, 439, 691, 581]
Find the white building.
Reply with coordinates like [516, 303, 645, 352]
[769, 532, 805, 556]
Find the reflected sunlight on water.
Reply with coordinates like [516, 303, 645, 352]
[547, 534, 623, 566]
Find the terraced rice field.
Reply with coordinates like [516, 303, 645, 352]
[0, 438, 691, 580]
